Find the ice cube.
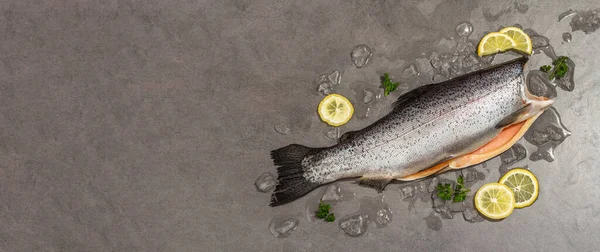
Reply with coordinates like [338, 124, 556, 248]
[255, 172, 277, 192]
[339, 214, 368, 237]
[463, 207, 484, 223]
[546, 125, 566, 141]
[430, 58, 442, 71]
[402, 64, 419, 79]
[328, 70, 341, 86]
[530, 35, 549, 49]
[432, 74, 447, 82]
[527, 70, 557, 98]
[362, 89, 374, 104]
[321, 183, 354, 203]
[401, 185, 416, 198]
[432, 194, 445, 208]
[326, 127, 339, 140]
[274, 123, 290, 135]
[316, 80, 334, 96]
[455, 21, 474, 37]
[531, 130, 550, 145]
[428, 177, 439, 193]
[373, 208, 393, 227]
[322, 184, 343, 202]
[436, 204, 454, 219]
[449, 202, 467, 212]
[315, 71, 340, 95]
[351, 45, 373, 68]
[269, 216, 299, 238]
[462, 54, 480, 69]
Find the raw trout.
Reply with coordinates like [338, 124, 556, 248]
[269, 57, 552, 206]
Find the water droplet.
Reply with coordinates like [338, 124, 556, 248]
[514, 3, 529, 14]
[424, 212, 442, 230]
[570, 9, 600, 34]
[562, 32, 572, 43]
[455, 21, 474, 37]
[351, 45, 373, 68]
[274, 123, 290, 135]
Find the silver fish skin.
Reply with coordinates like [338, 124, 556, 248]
[269, 57, 541, 207]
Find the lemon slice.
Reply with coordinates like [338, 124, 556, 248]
[318, 94, 354, 126]
[499, 27, 533, 55]
[477, 32, 517, 57]
[474, 182, 516, 219]
[499, 168, 539, 208]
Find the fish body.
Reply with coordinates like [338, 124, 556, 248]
[269, 57, 552, 206]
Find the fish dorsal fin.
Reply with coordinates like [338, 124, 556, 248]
[392, 84, 433, 110]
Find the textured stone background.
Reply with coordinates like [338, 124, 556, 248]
[0, 0, 599, 251]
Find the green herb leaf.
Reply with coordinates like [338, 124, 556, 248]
[540, 65, 552, 73]
[381, 73, 401, 96]
[316, 201, 336, 222]
[453, 192, 467, 202]
[457, 175, 464, 185]
[325, 213, 335, 222]
[436, 183, 454, 201]
[542, 56, 570, 80]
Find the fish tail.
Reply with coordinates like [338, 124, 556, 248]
[269, 144, 323, 207]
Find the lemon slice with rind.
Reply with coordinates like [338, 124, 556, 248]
[318, 94, 354, 127]
[499, 168, 539, 208]
[499, 27, 533, 55]
[474, 182, 516, 220]
[477, 32, 517, 57]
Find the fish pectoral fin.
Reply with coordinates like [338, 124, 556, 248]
[398, 161, 449, 181]
[357, 175, 393, 192]
[339, 130, 361, 143]
[495, 103, 532, 129]
[495, 100, 554, 129]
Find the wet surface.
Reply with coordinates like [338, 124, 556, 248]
[2, 0, 600, 251]
[524, 107, 572, 162]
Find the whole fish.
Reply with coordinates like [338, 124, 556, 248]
[269, 57, 552, 206]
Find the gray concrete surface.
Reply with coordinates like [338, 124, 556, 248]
[1, 0, 599, 251]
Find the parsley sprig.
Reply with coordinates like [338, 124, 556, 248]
[436, 175, 471, 202]
[540, 56, 570, 80]
[315, 201, 335, 222]
[380, 73, 400, 96]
